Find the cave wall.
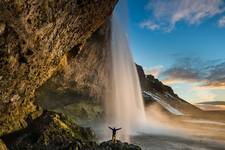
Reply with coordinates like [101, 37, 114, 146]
[36, 21, 111, 114]
[0, 0, 117, 136]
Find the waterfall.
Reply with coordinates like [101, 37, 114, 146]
[105, 0, 146, 142]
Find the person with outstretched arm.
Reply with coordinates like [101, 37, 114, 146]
[108, 127, 122, 143]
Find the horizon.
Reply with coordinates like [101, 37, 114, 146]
[127, 0, 225, 104]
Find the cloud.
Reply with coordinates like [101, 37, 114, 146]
[161, 79, 186, 85]
[141, 0, 225, 32]
[144, 65, 164, 77]
[218, 16, 225, 27]
[193, 85, 225, 90]
[193, 88, 216, 102]
[203, 61, 225, 88]
[161, 57, 225, 89]
[140, 21, 160, 31]
[163, 67, 200, 82]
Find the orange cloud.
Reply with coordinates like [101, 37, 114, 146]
[144, 65, 164, 78]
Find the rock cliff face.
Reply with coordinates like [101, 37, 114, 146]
[136, 64, 201, 115]
[36, 21, 111, 107]
[136, 64, 176, 96]
[35, 20, 112, 122]
[0, 0, 117, 136]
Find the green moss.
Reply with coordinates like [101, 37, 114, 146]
[4, 111, 96, 149]
[50, 112, 96, 142]
[54, 100, 103, 123]
[0, 129, 3, 137]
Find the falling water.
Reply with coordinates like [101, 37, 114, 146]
[105, 0, 146, 142]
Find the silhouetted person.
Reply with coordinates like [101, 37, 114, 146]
[108, 127, 122, 144]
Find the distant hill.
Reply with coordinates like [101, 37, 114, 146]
[196, 101, 225, 111]
[198, 101, 225, 105]
[136, 64, 202, 115]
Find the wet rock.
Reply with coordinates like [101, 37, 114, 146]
[1, 111, 96, 150]
[0, 22, 5, 35]
[1, 111, 142, 150]
[98, 140, 142, 150]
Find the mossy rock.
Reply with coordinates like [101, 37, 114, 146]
[98, 140, 142, 150]
[1, 111, 142, 150]
[1, 111, 96, 149]
[54, 101, 103, 123]
[0, 139, 8, 150]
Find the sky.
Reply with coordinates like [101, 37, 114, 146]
[126, 0, 225, 104]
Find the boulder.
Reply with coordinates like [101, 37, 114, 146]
[1, 111, 97, 149]
[98, 140, 142, 150]
[1, 111, 142, 150]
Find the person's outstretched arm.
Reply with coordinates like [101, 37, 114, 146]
[108, 126, 113, 130]
[116, 128, 122, 131]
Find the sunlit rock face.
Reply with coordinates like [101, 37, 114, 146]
[0, 139, 7, 150]
[0, 0, 117, 136]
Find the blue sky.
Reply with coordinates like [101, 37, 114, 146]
[125, 0, 225, 103]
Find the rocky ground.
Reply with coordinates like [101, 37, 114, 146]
[99, 140, 141, 150]
[0, 111, 141, 150]
[1, 111, 96, 149]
